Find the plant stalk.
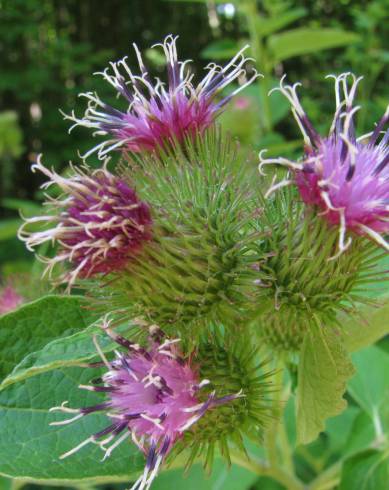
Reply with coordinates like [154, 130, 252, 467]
[241, 0, 272, 134]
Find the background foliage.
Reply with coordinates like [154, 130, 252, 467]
[0, 0, 388, 489]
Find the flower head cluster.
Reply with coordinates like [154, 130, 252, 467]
[50, 321, 240, 490]
[0, 285, 23, 315]
[260, 73, 389, 256]
[63, 35, 259, 158]
[19, 157, 152, 289]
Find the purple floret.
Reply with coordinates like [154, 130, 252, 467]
[260, 73, 389, 255]
[63, 35, 259, 159]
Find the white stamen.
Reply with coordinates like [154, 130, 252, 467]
[358, 224, 389, 251]
[102, 431, 130, 461]
[59, 436, 95, 459]
[93, 335, 111, 370]
[140, 414, 164, 430]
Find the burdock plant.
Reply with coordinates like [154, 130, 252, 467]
[13, 36, 388, 490]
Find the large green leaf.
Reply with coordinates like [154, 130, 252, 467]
[1, 198, 42, 216]
[0, 219, 22, 241]
[0, 295, 95, 385]
[201, 39, 242, 60]
[268, 28, 359, 63]
[296, 322, 355, 445]
[325, 405, 360, 455]
[0, 367, 144, 483]
[347, 346, 389, 440]
[255, 8, 307, 38]
[342, 299, 389, 353]
[1, 324, 108, 389]
[153, 460, 258, 490]
[339, 449, 389, 490]
[0, 477, 12, 490]
[343, 411, 376, 457]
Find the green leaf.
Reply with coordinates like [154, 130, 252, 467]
[296, 322, 355, 445]
[201, 39, 242, 60]
[343, 411, 376, 457]
[339, 449, 389, 490]
[1, 198, 42, 216]
[325, 406, 360, 455]
[1, 324, 105, 389]
[342, 298, 389, 353]
[153, 460, 257, 490]
[0, 295, 95, 385]
[0, 219, 22, 241]
[268, 28, 359, 63]
[347, 346, 389, 439]
[255, 8, 307, 38]
[0, 477, 12, 490]
[0, 367, 144, 483]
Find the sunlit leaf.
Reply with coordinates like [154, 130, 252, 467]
[339, 449, 389, 490]
[255, 8, 307, 38]
[268, 28, 359, 63]
[296, 322, 355, 445]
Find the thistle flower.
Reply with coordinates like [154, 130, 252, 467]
[50, 321, 241, 490]
[18, 157, 152, 290]
[63, 34, 259, 159]
[0, 285, 23, 315]
[259, 73, 389, 257]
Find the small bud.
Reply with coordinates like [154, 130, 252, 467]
[19, 157, 152, 290]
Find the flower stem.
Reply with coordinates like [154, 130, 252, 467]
[230, 451, 305, 490]
[265, 358, 286, 466]
[231, 358, 306, 490]
[307, 461, 342, 490]
[241, 0, 272, 133]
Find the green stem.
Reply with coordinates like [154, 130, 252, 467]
[241, 0, 272, 133]
[307, 461, 342, 490]
[265, 359, 286, 466]
[10, 480, 25, 490]
[231, 451, 305, 490]
[277, 380, 294, 473]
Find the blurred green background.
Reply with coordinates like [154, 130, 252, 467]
[0, 0, 388, 276]
[0, 0, 388, 488]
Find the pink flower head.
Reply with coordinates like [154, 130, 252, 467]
[50, 322, 240, 490]
[260, 73, 389, 255]
[0, 285, 23, 314]
[18, 156, 152, 289]
[63, 34, 259, 159]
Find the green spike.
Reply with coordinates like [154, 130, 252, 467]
[92, 128, 262, 338]
[250, 186, 385, 353]
[173, 329, 274, 474]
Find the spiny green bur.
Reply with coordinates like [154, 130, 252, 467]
[100, 131, 259, 336]
[174, 330, 273, 474]
[250, 187, 385, 353]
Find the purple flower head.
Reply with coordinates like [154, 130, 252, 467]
[0, 285, 23, 315]
[63, 35, 259, 159]
[259, 73, 389, 256]
[50, 321, 241, 490]
[18, 157, 152, 289]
